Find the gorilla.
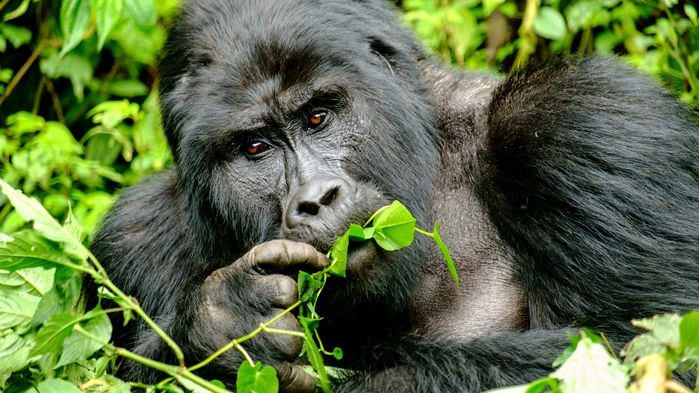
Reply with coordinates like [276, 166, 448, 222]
[88, 0, 699, 391]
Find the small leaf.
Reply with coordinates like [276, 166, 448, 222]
[123, 0, 156, 27]
[534, 7, 567, 40]
[94, 0, 123, 50]
[327, 230, 349, 278]
[0, 23, 32, 48]
[431, 222, 458, 286]
[236, 361, 279, 393]
[348, 223, 373, 241]
[298, 271, 324, 303]
[371, 201, 416, 251]
[299, 317, 331, 393]
[3, 0, 31, 21]
[59, 0, 92, 56]
[333, 347, 343, 360]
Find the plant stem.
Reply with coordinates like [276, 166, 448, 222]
[74, 325, 230, 393]
[86, 250, 186, 367]
[189, 300, 303, 373]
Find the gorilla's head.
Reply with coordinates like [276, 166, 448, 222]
[158, 0, 440, 331]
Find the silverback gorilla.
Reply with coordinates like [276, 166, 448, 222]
[89, 0, 699, 391]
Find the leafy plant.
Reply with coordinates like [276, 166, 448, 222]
[486, 313, 699, 393]
[233, 200, 457, 393]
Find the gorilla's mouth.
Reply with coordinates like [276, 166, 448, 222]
[344, 239, 378, 275]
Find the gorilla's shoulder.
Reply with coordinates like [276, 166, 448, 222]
[91, 170, 188, 262]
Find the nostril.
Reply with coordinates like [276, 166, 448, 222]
[297, 201, 320, 216]
[320, 186, 340, 206]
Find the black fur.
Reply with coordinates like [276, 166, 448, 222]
[88, 0, 699, 391]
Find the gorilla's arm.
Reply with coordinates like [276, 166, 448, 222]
[334, 56, 699, 393]
[89, 171, 194, 382]
[336, 330, 570, 392]
[479, 56, 699, 330]
[89, 172, 326, 390]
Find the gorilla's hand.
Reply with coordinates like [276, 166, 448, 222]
[194, 240, 329, 392]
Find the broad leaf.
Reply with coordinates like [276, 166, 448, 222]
[371, 201, 416, 251]
[29, 313, 80, 359]
[94, 0, 123, 50]
[0, 231, 83, 272]
[236, 361, 279, 393]
[56, 307, 112, 368]
[124, 0, 156, 27]
[0, 180, 89, 261]
[37, 379, 82, 393]
[59, 0, 91, 56]
[298, 271, 324, 304]
[551, 334, 629, 393]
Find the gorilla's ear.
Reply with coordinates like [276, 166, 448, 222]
[369, 37, 399, 76]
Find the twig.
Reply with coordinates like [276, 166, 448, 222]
[0, 39, 45, 108]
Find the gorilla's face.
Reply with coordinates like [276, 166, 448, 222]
[158, 0, 439, 317]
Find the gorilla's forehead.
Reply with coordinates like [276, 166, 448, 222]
[172, 0, 418, 88]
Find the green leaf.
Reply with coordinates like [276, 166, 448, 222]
[0, 232, 83, 272]
[0, 291, 40, 330]
[371, 200, 416, 251]
[40, 51, 93, 101]
[33, 267, 83, 326]
[29, 313, 81, 359]
[327, 230, 348, 278]
[550, 334, 629, 393]
[2, 0, 31, 21]
[236, 361, 279, 393]
[534, 7, 567, 40]
[679, 311, 699, 352]
[37, 379, 82, 393]
[0, 23, 32, 49]
[348, 223, 373, 241]
[431, 222, 458, 286]
[60, 0, 92, 56]
[56, 307, 112, 368]
[0, 180, 89, 261]
[0, 332, 31, 381]
[298, 271, 324, 304]
[123, 0, 157, 27]
[94, 0, 123, 50]
[299, 317, 331, 393]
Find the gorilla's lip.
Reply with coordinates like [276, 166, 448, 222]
[344, 240, 376, 270]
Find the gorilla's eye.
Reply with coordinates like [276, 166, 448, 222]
[308, 110, 328, 128]
[245, 141, 271, 157]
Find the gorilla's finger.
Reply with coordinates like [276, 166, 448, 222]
[247, 240, 329, 274]
[256, 274, 299, 307]
[277, 363, 317, 393]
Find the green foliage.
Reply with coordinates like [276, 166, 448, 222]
[1, 0, 174, 238]
[244, 201, 457, 392]
[399, 0, 699, 105]
[486, 315, 699, 393]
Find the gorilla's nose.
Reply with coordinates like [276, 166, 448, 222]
[285, 176, 347, 229]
